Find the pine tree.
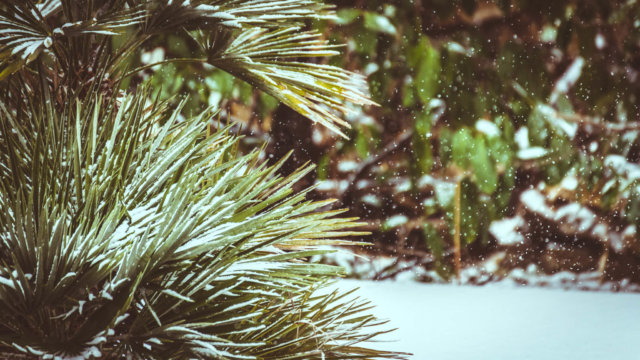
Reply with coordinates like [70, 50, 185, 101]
[0, 1, 403, 358]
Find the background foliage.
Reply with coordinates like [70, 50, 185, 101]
[319, 0, 640, 283]
[156, 0, 640, 284]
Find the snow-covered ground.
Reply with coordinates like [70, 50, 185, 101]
[335, 280, 640, 360]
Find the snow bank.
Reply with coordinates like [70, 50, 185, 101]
[336, 280, 640, 360]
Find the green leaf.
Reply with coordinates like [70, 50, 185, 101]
[355, 126, 371, 158]
[471, 136, 498, 194]
[363, 12, 397, 35]
[451, 127, 473, 169]
[423, 223, 449, 278]
[459, 179, 480, 244]
[409, 36, 441, 103]
[412, 112, 433, 174]
[335, 9, 361, 25]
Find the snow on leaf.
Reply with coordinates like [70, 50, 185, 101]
[161, 289, 194, 303]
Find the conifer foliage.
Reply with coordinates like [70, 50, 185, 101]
[0, 1, 400, 358]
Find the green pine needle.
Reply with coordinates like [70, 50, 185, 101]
[0, 0, 405, 359]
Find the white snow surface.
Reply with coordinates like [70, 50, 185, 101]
[489, 216, 525, 245]
[334, 280, 640, 360]
[475, 119, 500, 138]
[514, 127, 530, 150]
[520, 189, 551, 214]
[550, 57, 584, 105]
[517, 147, 548, 160]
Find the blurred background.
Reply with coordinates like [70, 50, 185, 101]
[131, 0, 640, 292]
